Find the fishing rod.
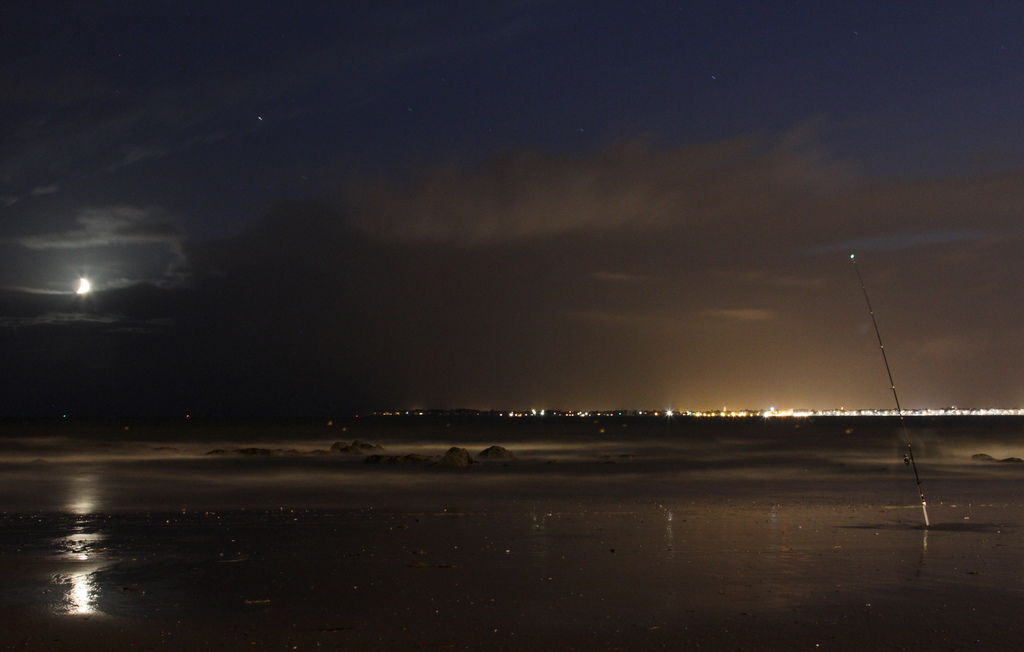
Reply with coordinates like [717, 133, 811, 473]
[849, 253, 930, 528]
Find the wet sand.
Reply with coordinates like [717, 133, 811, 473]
[2, 417, 1024, 650]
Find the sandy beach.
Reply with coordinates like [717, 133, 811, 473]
[2, 416, 1024, 650]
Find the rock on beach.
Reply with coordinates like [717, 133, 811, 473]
[331, 440, 384, 454]
[438, 447, 474, 468]
[364, 454, 436, 465]
[477, 445, 515, 460]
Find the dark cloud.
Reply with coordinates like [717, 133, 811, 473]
[699, 309, 777, 322]
[590, 272, 653, 283]
[0, 283, 184, 327]
[6, 4, 1024, 418]
[0, 312, 120, 328]
[239, 134, 1024, 411]
[0, 3, 527, 214]
[810, 230, 990, 254]
[4, 131, 1024, 416]
[107, 146, 166, 171]
[348, 127, 852, 244]
[15, 205, 183, 253]
[0, 70, 113, 106]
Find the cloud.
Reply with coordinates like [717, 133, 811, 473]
[6, 129, 1024, 415]
[0, 282, 188, 329]
[347, 128, 851, 244]
[0, 312, 119, 328]
[167, 133, 1019, 411]
[107, 146, 166, 171]
[0, 4, 514, 198]
[30, 184, 58, 196]
[569, 309, 675, 329]
[15, 205, 183, 252]
[699, 309, 777, 322]
[6, 205, 189, 292]
[810, 230, 989, 255]
[341, 126, 1024, 273]
[0, 313, 174, 331]
[718, 270, 828, 289]
[0, 286, 72, 295]
[911, 335, 987, 359]
[589, 271, 652, 283]
[0, 70, 112, 105]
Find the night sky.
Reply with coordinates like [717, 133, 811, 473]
[3, 2, 1024, 417]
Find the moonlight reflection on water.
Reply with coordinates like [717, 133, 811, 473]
[56, 567, 100, 615]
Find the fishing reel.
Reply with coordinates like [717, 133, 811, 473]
[903, 455, 910, 466]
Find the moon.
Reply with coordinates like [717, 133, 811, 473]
[76, 278, 91, 295]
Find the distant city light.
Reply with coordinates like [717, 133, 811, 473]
[369, 406, 1024, 418]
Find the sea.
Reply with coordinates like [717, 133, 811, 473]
[1, 414, 1023, 512]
